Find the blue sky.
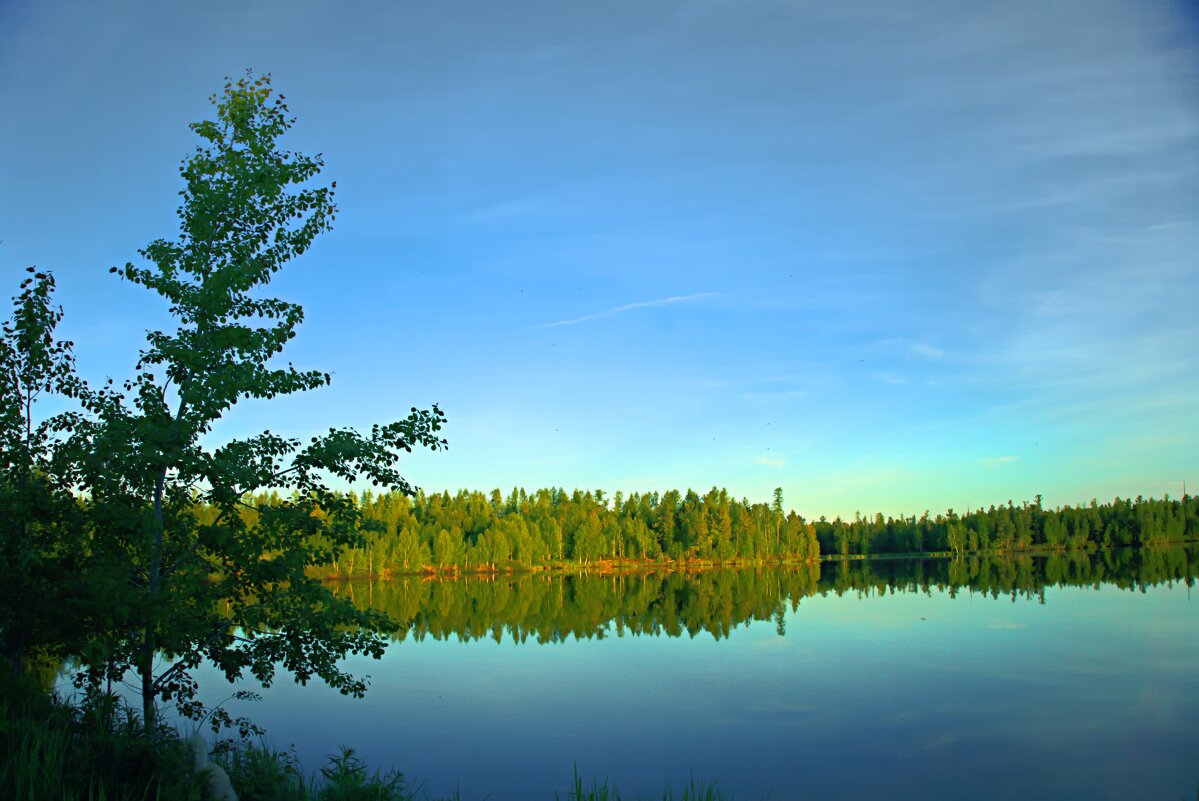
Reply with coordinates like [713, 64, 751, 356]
[2, 0, 1196, 518]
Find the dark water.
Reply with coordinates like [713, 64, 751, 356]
[196, 548, 1198, 800]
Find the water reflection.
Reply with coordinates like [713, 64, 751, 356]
[202, 545, 1198, 801]
[331, 545, 1197, 644]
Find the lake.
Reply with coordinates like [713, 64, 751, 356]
[191, 548, 1198, 800]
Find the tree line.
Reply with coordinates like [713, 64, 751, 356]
[221, 485, 819, 577]
[810, 492, 1194, 557]
[216, 487, 1195, 578]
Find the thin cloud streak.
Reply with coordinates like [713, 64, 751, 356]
[534, 292, 718, 329]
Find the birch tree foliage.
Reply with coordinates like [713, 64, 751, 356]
[0, 268, 89, 677]
[69, 72, 447, 729]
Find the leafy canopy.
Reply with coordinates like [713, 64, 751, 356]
[64, 72, 446, 728]
[0, 268, 88, 676]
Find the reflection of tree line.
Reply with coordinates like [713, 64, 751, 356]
[334, 567, 822, 643]
[330, 545, 1197, 643]
[821, 544, 1197, 602]
[275, 489, 1196, 578]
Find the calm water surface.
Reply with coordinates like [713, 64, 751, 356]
[197, 551, 1198, 800]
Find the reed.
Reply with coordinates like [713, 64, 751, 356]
[0, 674, 196, 800]
[560, 768, 729, 801]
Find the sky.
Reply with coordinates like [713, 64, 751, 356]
[2, 0, 1197, 519]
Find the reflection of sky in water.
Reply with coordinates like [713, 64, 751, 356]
[187, 583, 1197, 801]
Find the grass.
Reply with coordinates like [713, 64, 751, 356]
[218, 742, 412, 801]
[560, 768, 730, 801]
[0, 674, 198, 801]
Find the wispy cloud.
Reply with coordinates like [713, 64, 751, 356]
[755, 455, 786, 468]
[980, 456, 1018, 466]
[534, 293, 717, 329]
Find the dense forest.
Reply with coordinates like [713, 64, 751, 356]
[817, 493, 1195, 557]
[204, 487, 1199, 578]
[328, 544, 1198, 645]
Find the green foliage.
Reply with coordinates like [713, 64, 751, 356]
[0, 268, 90, 676]
[315, 748, 406, 801]
[217, 739, 304, 801]
[274, 487, 1197, 579]
[10, 72, 448, 730]
[214, 741, 407, 801]
[808, 494, 1196, 558]
[295, 486, 819, 578]
[0, 675, 200, 801]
